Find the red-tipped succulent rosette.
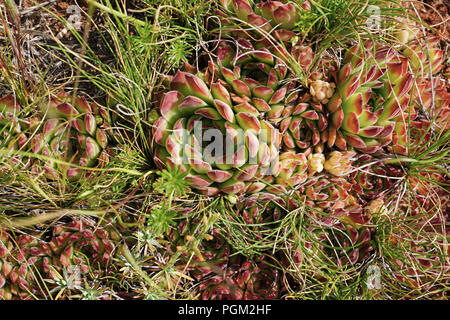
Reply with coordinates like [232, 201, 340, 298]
[152, 40, 313, 195]
[198, 254, 281, 300]
[218, 0, 308, 42]
[402, 36, 444, 77]
[0, 219, 120, 300]
[415, 77, 449, 130]
[326, 41, 414, 154]
[348, 154, 403, 203]
[31, 90, 113, 180]
[287, 198, 373, 269]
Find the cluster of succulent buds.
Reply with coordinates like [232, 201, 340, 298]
[309, 79, 335, 104]
[307, 152, 325, 175]
[402, 37, 444, 76]
[414, 77, 450, 130]
[198, 254, 281, 300]
[323, 150, 356, 176]
[0, 91, 115, 181]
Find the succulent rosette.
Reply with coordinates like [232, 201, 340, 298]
[348, 155, 403, 203]
[152, 39, 321, 195]
[31, 91, 113, 180]
[389, 115, 431, 155]
[287, 205, 373, 276]
[300, 175, 356, 213]
[326, 41, 414, 153]
[236, 192, 284, 225]
[414, 77, 449, 130]
[394, 166, 449, 227]
[198, 255, 281, 300]
[402, 37, 444, 76]
[0, 219, 119, 300]
[218, 0, 310, 42]
[390, 77, 449, 155]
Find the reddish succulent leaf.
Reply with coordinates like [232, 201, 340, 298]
[283, 132, 296, 149]
[359, 126, 384, 138]
[334, 130, 347, 150]
[160, 91, 183, 121]
[245, 131, 260, 158]
[293, 103, 308, 115]
[236, 112, 261, 133]
[327, 93, 342, 113]
[195, 107, 222, 120]
[332, 108, 344, 129]
[252, 98, 271, 112]
[211, 82, 232, 105]
[344, 133, 366, 149]
[186, 174, 212, 188]
[234, 101, 259, 115]
[343, 112, 360, 134]
[235, 165, 258, 181]
[300, 110, 319, 120]
[189, 158, 213, 174]
[232, 79, 252, 97]
[268, 87, 286, 104]
[253, 86, 274, 101]
[247, 13, 271, 32]
[214, 99, 235, 122]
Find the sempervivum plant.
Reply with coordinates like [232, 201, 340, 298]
[389, 59, 448, 155]
[326, 40, 414, 153]
[218, 0, 310, 43]
[395, 166, 449, 227]
[167, 211, 281, 300]
[206, 40, 328, 155]
[233, 188, 299, 246]
[0, 219, 120, 300]
[287, 203, 373, 278]
[198, 254, 281, 300]
[389, 111, 431, 155]
[236, 191, 285, 226]
[152, 39, 318, 195]
[402, 37, 444, 77]
[284, 174, 374, 270]
[302, 175, 356, 213]
[31, 91, 113, 180]
[414, 77, 449, 130]
[348, 155, 404, 203]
